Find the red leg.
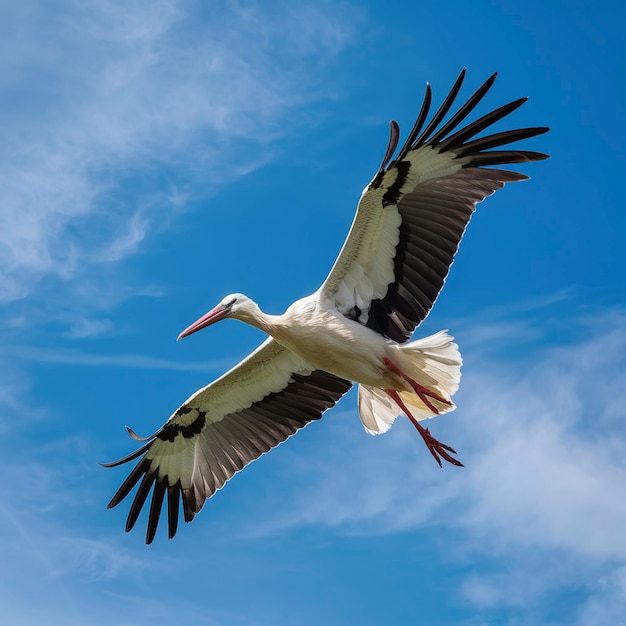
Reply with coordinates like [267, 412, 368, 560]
[386, 389, 463, 468]
[383, 357, 453, 413]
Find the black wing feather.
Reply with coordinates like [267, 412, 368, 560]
[105, 368, 351, 544]
[357, 71, 549, 341]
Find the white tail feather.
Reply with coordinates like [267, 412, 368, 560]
[358, 330, 462, 435]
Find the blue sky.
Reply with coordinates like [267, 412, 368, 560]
[1, 0, 625, 624]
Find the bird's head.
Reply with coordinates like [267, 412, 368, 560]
[177, 293, 259, 340]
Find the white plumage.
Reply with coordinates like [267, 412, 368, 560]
[104, 70, 548, 543]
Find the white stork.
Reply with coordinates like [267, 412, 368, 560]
[103, 70, 548, 544]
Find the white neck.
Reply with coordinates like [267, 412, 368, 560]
[231, 300, 284, 336]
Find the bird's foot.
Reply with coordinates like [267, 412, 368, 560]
[383, 358, 453, 414]
[385, 389, 463, 468]
[413, 423, 463, 468]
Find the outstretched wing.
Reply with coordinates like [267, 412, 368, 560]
[320, 69, 549, 342]
[103, 338, 351, 544]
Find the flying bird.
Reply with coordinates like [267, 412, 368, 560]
[103, 69, 549, 544]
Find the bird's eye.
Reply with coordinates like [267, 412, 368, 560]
[228, 298, 237, 307]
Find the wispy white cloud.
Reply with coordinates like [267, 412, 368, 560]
[49, 536, 147, 581]
[0, 344, 236, 372]
[0, 435, 265, 626]
[0, 448, 185, 626]
[447, 288, 575, 355]
[250, 307, 626, 619]
[574, 565, 626, 626]
[96, 209, 150, 264]
[0, 435, 147, 581]
[62, 317, 114, 339]
[0, 0, 357, 304]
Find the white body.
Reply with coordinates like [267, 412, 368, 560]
[229, 293, 462, 434]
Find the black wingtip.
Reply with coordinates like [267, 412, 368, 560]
[525, 126, 551, 143]
[413, 69, 469, 147]
[527, 151, 551, 161]
[380, 120, 400, 172]
[126, 424, 157, 441]
[98, 439, 155, 468]
[145, 478, 167, 545]
[167, 483, 180, 539]
[126, 471, 156, 533]
[126, 425, 142, 440]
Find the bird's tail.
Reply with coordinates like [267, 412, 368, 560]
[357, 330, 462, 435]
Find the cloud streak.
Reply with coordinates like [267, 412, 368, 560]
[0, 0, 356, 303]
[249, 307, 626, 621]
[0, 344, 239, 373]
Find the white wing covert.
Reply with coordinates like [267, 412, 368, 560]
[103, 338, 351, 544]
[320, 70, 549, 342]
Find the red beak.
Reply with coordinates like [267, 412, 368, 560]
[177, 305, 229, 340]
